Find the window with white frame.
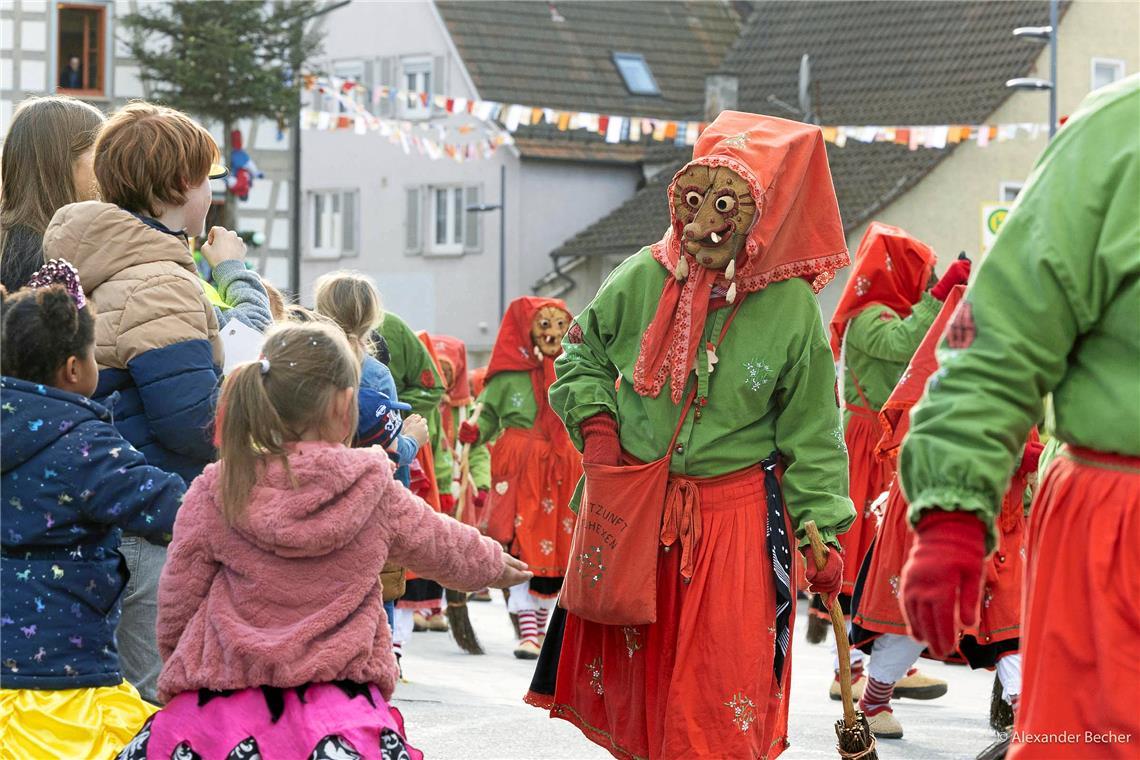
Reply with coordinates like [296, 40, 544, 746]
[999, 181, 1024, 203]
[405, 185, 481, 256]
[1091, 58, 1125, 92]
[400, 56, 432, 119]
[431, 187, 466, 255]
[309, 190, 357, 259]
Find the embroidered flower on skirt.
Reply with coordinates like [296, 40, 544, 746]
[586, 658, 605, 696]
[622, 627, 643, 658]
[724, 691, 757, 733]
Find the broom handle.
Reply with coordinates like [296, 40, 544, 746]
[454, 403, 483, 524]
[805, 520, 857, 730]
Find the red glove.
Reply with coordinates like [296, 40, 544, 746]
[458, 421, 480, 445]
[930, 259, 972, 301]
[803, 544, 844, 608]
[579, 414, 621, 467]
[473, 488, 489, 508]
[901, 510, 986, 657]
[1017, 441, 1045, 477]
[439, 493, 456, 515]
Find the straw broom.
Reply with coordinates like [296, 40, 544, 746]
[805, 521, 878, 760]
[445, 404, 485, 655]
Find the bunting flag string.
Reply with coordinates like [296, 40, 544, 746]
[301, 74, 1048, 159]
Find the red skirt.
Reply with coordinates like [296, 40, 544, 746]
[544, 467, 796, 760]
[838, 408, 893, 594]
[485, 427, 581, 578]
[854, 476, 1025, 648]
[1009, 446, 1140, 760]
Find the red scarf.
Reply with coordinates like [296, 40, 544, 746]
[829, 221, 937, 361]
[486, 296, 573, 448]
[634, 111, 849, 403]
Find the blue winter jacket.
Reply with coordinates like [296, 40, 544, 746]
[0, 377, 184, 689]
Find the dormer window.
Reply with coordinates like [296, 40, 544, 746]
[613, 52, 660, 96]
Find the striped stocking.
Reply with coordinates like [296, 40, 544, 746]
[517, 610, 539, 645]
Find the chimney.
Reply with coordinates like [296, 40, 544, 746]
[705, 73, 738, 121]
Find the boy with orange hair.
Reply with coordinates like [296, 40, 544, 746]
[42, 101, 265, 703]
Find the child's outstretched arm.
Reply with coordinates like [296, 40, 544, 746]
[78, 421, 186, 544]
[155, 479, 221, 661]
[212, 261, 272, 333]
[386, 485, 528, 591]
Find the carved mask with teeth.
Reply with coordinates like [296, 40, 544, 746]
[672, 164, 758, 271]
[531, 305, 571, 357]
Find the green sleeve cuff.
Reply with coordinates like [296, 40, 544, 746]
[907, 488, 999, 553]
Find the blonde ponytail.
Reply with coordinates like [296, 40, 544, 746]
[216, 322, 360, 522]
[313, 271, 383, 361]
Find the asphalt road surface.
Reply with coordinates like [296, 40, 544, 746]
[392, 597, 1000, 759]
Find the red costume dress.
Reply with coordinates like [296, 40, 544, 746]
[852, 285, 1028, 664]
[474, 298, 581, 606]
[827, 223, 937, 599]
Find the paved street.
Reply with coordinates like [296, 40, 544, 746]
[392, 597, 999, 759]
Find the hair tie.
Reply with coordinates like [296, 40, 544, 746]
[258, 358, 270, 375]
[26, 259, 86, 309]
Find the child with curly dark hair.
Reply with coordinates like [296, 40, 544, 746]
[0, 260, 185, 756]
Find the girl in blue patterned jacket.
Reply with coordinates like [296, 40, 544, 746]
[0, 262, 184, 757]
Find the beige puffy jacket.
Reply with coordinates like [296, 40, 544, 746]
[43, 202, 224, 479]
[43, 202, 222, 370]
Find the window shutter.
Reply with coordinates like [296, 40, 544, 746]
[464, 185, 481, 252]
[405, 187, 422, 255]
[378, 57, 396, 118]
[363, 59, 376, 116]
[432, 55, 445, 116]
[342, 191, 357, 255]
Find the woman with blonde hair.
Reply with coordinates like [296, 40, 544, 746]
[0, 95, 105, 290]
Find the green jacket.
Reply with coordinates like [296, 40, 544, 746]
[900, 75, 1140, 549]
[550, 247, 854, 547]
[476, 370, 539, 442]
[841, 294, 940, 422]
[378, 312, 447, 485]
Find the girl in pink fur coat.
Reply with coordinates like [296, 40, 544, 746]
[117, 322, 530, 760]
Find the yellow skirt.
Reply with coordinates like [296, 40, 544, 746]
[0, 681, 156, 759]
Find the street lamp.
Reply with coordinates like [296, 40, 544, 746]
[289, 0, 352, 298]
[466, 163, 507, 321]
[1006, 1, 1059, 138]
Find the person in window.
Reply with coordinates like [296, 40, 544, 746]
[0, 95, 105, 291]
[59, 56, 83, 90]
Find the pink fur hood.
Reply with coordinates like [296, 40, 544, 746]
[156, 442, 504, 703]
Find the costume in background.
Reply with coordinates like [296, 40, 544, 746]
[467, 297, 580, 659]
[378, 313, 449, 635]
[899, 76, 1140, 760]
[848, 286, 1030, 738]
[529, 112, 854, 760]
[431, 335, 491, 529]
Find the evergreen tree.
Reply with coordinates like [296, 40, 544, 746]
[122, 0, 324, 229]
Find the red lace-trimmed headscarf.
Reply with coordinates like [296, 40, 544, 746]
[634, 111, 849, 403]
[431, 334, 472, 445]
[875, 284, 966, 460]
[486, 296, 573, 446]
[829, 221, 937, 361]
